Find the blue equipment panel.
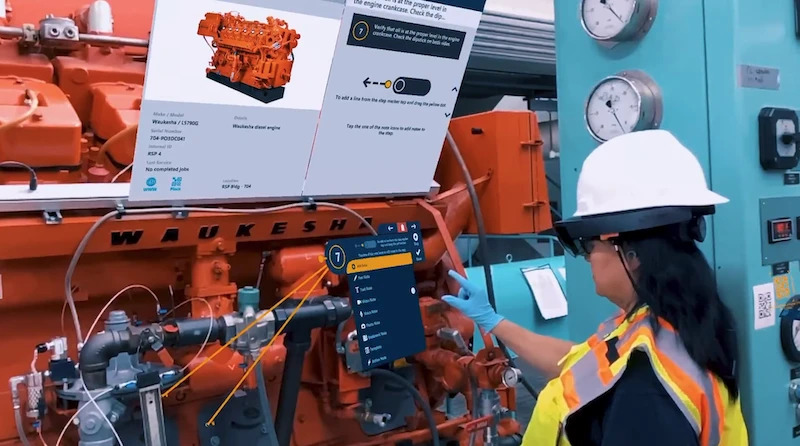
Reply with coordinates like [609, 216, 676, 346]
[554, 1, 800, 443]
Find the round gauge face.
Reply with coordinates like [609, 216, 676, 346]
[585, 77, 642, 142]
[581, 0, 638, 40]
[502, 368, 519, 387]
[793, 320, 800, 351]
[780, 302, 800, 363]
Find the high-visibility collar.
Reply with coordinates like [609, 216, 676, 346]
[558, 306, 725, 445]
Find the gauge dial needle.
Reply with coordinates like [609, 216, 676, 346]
[600, 0, 623, 21]
[605, 99, 624, 129]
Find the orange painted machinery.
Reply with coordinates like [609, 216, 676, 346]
[0, 0, 148, 185]
[0, 2, 553, 446]
[197, 12, 300, 104]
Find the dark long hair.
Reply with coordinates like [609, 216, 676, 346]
[620, 227, 740, 400]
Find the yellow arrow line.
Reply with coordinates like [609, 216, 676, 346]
[162, 262, 328, 397]
[205, 268, 327, 426]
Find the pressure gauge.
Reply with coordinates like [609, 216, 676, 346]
[780, 295, 800, 363]
[580, 0, 658, 43]
[502, 367, 521, 388]
[584, 70, 663, 143]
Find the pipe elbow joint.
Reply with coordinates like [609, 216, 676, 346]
[78, 330, 133, 390]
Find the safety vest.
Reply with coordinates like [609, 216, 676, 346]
[522, 306, 748, 446]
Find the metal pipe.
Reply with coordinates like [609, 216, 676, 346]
[255, 362, 279, 445]
[275, 331, 309, 446]
[78, 33, 148, 47]
[0, 25, 23, 38]
[0, 25, 148, 47]
[481, 10, 555, 26]
[14, 406, 31, 446]
[79, 330, 137, 390]
[10, 377, 31, 446]
[273, 298, 352, 445]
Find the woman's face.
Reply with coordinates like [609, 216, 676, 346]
[585, 239, 638, 309]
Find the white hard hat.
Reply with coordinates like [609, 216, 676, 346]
[553, 130, 728, 257]
[573, 129, 728, 217]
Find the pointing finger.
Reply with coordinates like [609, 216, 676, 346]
[447, 269, 474, 291]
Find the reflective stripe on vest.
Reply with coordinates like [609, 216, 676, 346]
[522, 306, 748, 446]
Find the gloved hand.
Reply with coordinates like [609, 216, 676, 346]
[442, 269, 504, 332]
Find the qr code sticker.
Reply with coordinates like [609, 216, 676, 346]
[758, 292, 773, 320]
[753, 283, 776, 330]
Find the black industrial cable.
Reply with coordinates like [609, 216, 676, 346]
[0, 161, 37, 191]
[445, 131, 540, 400]
[368, 368, 440, 446]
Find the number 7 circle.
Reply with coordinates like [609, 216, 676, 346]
[328, 244, 347, 269]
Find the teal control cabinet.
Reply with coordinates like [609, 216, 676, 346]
[554, 1, 800, 443]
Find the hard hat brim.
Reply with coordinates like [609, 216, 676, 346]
[571, 190, 729, 218]
[554, 205, 716, 256]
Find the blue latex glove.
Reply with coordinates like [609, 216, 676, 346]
[442, 269, 504, 332]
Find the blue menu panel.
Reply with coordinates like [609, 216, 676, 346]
[325, 221, 426, 369]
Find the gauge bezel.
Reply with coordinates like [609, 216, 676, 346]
[502, 367, 520, 388]
[780, 295, 800, 363]
[584, 70, 663, 143]
[579, 0, 659, 43]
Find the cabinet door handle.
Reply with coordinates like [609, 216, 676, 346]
[795, 0, 800, 38]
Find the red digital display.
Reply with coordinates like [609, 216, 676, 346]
[769, 218, 793, 243]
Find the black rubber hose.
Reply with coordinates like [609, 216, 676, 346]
[0, 161, 37, 191]
[369, 368, 440, 446]
[445, 131, 540, 400]
[164, 317, 225, 346]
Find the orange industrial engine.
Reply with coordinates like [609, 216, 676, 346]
[197, 12, 300, 104]
[0, 2, 553, 446]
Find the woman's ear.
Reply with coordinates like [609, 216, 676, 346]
[624, 250, 640, 271]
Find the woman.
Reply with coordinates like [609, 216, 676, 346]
[443, 130, 748, 445]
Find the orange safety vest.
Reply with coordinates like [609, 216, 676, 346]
[522, 306, 748, 446]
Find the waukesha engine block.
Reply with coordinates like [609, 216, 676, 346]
[0, 0, 148, 186]
[197, 12, 300, 104]
[0, 2, 553, 445]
